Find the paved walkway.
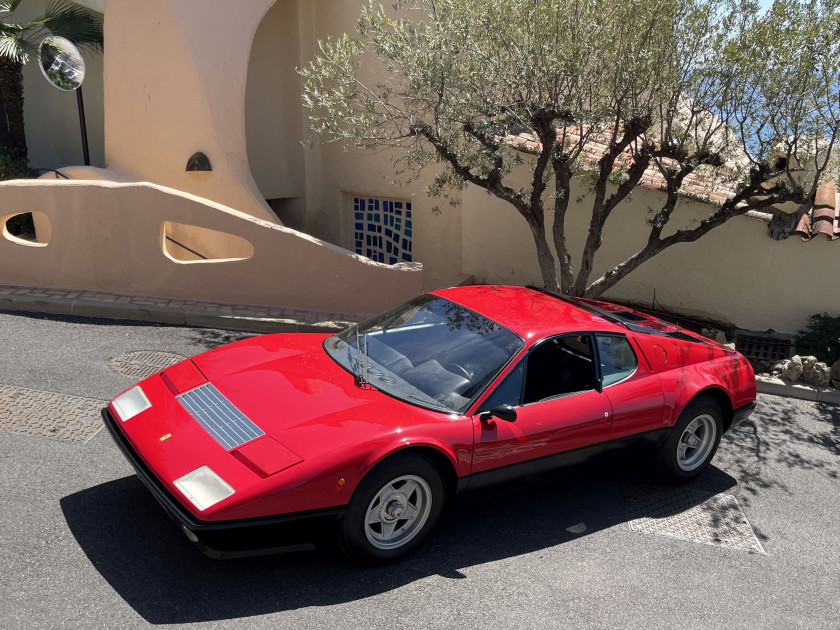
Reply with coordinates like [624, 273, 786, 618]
[0, 283, 367, 333]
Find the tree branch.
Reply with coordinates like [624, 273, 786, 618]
[411, 122, 526, 212]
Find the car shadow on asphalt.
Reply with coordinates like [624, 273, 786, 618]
[60, 462, 736, 625]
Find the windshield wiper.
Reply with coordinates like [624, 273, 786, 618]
[354, 326, 370, 388]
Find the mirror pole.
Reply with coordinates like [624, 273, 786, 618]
[76, 86, 90, 166]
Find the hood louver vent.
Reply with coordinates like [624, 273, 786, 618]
[177, 383, 264, 450]
[664, 331, 703, 343]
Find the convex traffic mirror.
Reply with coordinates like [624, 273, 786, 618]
[38, 36, 86, 91]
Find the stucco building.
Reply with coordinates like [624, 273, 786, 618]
[4, 0, 839, 334]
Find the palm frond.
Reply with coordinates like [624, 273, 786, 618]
[0, 0, 27, 15]
[42, 0, 103, 51]
[0, 31, 34, 62]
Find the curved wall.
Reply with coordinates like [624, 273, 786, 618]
[0, 180, 422, 315]
[102, 0, 277, 222]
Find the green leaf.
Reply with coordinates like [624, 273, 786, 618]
[0, 31, 32, 62]
[42, 0, 103, 50]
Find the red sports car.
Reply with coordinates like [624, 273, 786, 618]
[102, 285, 756, 562]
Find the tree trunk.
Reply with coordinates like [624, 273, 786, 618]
[583, 246, 659, 300]
[0, 73, 10, 150]
[583, 205, 757, 299]
[0, 57, 27, 159]
[551, 168, 574, 294]
[525, 210, 560, 291]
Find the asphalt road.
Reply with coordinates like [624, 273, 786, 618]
[0, 309, 838, 630]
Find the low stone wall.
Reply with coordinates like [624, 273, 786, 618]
[0, 179, 423, 315]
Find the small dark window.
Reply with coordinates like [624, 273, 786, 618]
[595, 335, 637, 386]
[774, 156, 788, 171]
[480, 362, 524, 411]
[522, 335, 595, 404]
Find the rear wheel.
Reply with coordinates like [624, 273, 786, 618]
[338, 454, 445, 563]
[653, 396, 723, 482]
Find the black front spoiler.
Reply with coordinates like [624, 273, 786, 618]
[100, 408, 344, 559]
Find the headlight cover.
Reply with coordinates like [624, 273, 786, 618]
[112, 386, 152, 421]
[174, 465, 235, 511]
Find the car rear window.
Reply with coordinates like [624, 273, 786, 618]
[596, 335, 637, 386]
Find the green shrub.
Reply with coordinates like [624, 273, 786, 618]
[797, 314, 840, 364]
[0, 145, 28, 181]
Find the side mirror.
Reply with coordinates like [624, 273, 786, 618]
[479, 404, 517, 423]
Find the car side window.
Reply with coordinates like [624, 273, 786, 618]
[479, 362, 524, 410]
[595, 335, 637, 386]
[522, 335, 595, 404]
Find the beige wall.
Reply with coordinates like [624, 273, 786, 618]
[4, 0, 434, 320]
[462, 182, 840, 334]
[0, 179, 422, 315]
[303, 143, 462, 292]
[12, 0, 838, 333]
[245, 0, 305, 201]
[102, 0, 277, 222]
[293, 0, 464, 291]
[21, 0, 464, 296]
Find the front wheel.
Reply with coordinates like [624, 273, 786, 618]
[652, 396, 723, 482]
[338, 454, 445, 563]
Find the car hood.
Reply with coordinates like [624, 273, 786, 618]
[180, 333, 431, 460]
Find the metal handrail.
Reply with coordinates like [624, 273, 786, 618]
[26, 168, 70, 180]
[164, 236, 208, 261]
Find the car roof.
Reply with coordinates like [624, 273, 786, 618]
[430, 285, 627, 341]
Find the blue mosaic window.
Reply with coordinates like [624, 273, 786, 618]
[353, 196, 413, 264]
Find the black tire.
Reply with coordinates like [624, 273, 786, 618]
[652, 395, 723, 482]
[338, 453, 445, 563]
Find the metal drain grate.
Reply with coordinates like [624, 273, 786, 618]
[623, 483, 765, 553]
[0, 384, 105, 443]
[109, 351, 186, 380]
[734, 333, 791, 363]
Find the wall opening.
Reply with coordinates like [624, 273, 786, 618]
[162, 222, 254, 264]
[3, 212, 51, 247]
[268, 197, 305, 231]
[245, 0, 304, 201]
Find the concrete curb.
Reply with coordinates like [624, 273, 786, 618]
[0, 292, 357, 334]
[756, 375, 840, 405]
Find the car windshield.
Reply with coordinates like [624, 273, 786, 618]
[324, 295, 524, 414]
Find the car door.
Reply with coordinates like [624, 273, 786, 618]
[469, 334, 613, 478]
[594, 334, 666, 440]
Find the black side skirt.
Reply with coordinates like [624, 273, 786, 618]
[461, 428, 670, 495]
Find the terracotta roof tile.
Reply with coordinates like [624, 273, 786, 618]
[505, 130, 740, 204]
[793, 183, 840, 241]
[812, 205, 838, 240]
[815, 181, 836, 208]
[505, 130, 840, 244]
[794, 211, 812, 238]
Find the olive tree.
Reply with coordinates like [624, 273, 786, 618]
[301, 0, 840, 297]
